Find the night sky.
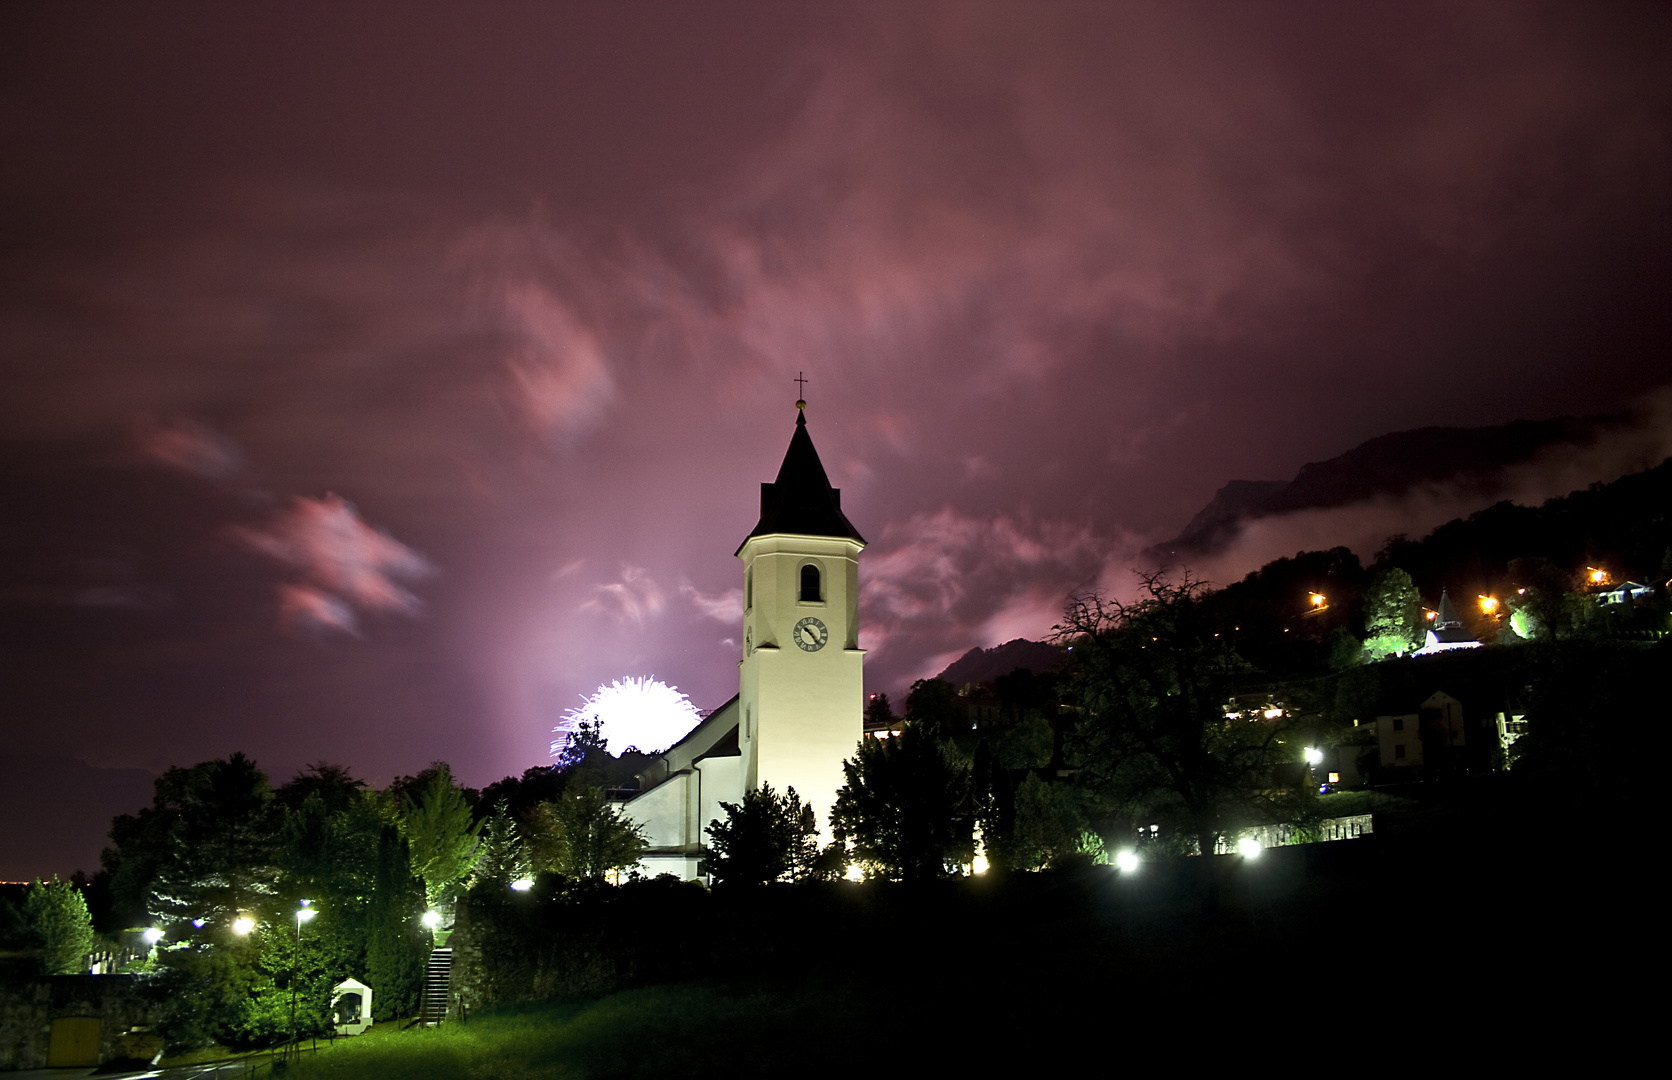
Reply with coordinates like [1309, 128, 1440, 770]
[3, 2, 1668, 879]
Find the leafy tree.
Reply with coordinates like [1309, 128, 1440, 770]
[865, 693, 897, 731]
[526, 786, 647, 882]
[1058, 572, 1313, 857]
[1010, 775, 1094, 870]
[706, 784, 820, 886]
[103, 753, 281, 931]
[399, 763, 483, 906]
[904, 678, 964, 740]
[831, 723, 972, 880]
[24, 877, 95, 974]
[1361, 567, 1424, 660]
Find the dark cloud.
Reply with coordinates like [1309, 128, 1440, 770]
[1, 2, 1667, 875]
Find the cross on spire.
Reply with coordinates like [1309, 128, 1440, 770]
[794, 371, 808, 405]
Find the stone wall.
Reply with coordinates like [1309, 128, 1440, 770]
[0, 973, 155, 1071]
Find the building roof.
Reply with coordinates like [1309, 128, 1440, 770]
[737, 409, 865, 552]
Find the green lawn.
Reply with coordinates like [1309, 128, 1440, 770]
[279, 982, 862, 1080]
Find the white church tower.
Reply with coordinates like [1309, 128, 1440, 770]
[736, 400, 866, 838]
[620, 400, 864, 880]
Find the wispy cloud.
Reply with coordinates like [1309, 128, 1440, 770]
[681, 583, 743, 624]
[235, 493, 433, 635]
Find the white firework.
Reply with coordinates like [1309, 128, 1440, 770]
[551, 675, 703, 758]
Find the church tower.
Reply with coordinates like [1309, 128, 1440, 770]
[736, 402, 865, 837]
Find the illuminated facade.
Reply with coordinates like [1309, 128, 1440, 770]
[622, 404, 866, 881]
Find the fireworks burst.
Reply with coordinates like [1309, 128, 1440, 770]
[551, 675, 703, 758]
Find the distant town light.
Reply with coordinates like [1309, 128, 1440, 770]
[232, 917, 255, 936]
[1263, 707, 1283, 720]
[1237, 837, 1262, 859]
[421, 910, 442, 929]
[1114, 850, 1140, 874]
[1303, 747, 1324, 766]
[143, 928, 164, 945]
[510, 877, 534, 892]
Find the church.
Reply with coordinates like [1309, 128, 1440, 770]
[621, 401, 866, 881]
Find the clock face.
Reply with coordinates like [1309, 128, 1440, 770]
[793, 616, 829, 652]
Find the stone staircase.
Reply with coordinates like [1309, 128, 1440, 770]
[418, 947, 452, 1025]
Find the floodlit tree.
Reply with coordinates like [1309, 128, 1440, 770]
[1361, 567, 1424, 660]
[399, 763, 483, 906]
[831, 723, 972, 881]
[706, 784, 820, 886]
[1058, 572, 1312, 857]
[472, 801, 532, 887]
[25, 877, 96, 975]
[526, 786, 647, 883]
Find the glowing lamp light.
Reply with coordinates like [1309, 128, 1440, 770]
[1309, 592, 1326, 608]
[1262, 707, 1283, 720]
[421, 910, 443, 929]
[1303, 746, 1324, 766]
[844, 864, 865, 882]
[1588, 567, 1609, 585]
[1478, 595, 1499, 615]
[1236, 837, 1262, 860]
[232, 917, 255, 936]
[1425, 609, 1438, 621]
[510, 877, 534, 892]
[143, 928, 164, 945]
[192, 918, 206, 928]
[1114, 850, 1140, 874]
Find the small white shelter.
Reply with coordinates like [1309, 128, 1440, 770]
[331, 977, 373, 1036]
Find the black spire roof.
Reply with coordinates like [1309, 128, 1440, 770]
[738, 409, 865, 551]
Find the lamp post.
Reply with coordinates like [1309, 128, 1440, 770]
[289, 901, 317, 1060]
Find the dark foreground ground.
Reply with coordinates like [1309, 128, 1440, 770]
[295, 807, 1643, 1078]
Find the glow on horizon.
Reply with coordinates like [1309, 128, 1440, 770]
[552, 675, 704, 757]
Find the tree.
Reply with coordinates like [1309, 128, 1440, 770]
[1058, 572, 1313, 857]
[472, 801, 532, 887]
[103, 753, 281, 930]
[1361, 567, 1424, 660]
[526, 786, 647, 882]
[25, 877, 95, 974]
[399, 763, 483, 906]
[831, 723, 972, 881]
[706, 784, 820, 886]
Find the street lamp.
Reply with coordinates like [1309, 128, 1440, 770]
[232, 916, 255, 936]
[289, 901, 316, 1060]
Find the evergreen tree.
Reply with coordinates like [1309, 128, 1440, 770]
[399, 763, 483, 906]
[472, 800, 532, 887]
[25, 877, 95, 975]
[1361, 566, 1424, 659]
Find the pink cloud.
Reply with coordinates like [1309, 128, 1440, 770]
[134, 417, 242, 479]
[277, 584, 359, 635]
[236, 494, 433, 634]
